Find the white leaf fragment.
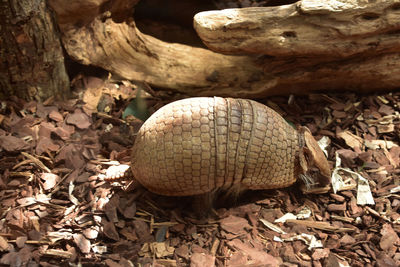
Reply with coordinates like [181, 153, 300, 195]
[274, 213, 296, 223]
[332, 152, 374, 205]
[357, 175, 375, 205]
[68, 181, 79, 206]
[274, 206, 312, 223]
[260, 218, 286, 234]
[337, 131, 363, 150]
[317, 136, 330, 157]
[390, 185, 400, 194]
[365, 139, 398, 150]
[274, 233, 323, 250]
[92, 245, 107, 254]
[296, 206, 312, 219]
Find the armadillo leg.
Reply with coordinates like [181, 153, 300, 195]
[191, 191, 216, 218]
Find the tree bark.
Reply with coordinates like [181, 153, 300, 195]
[0, 0, 69, 101]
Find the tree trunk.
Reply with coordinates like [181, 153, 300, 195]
[0, 0, 69, 101]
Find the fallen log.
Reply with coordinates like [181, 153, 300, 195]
[51, 0, 400, 97]
[63, 18, 277, 98]
[194, 0, 400, 58]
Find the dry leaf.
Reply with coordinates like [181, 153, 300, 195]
[191, 253, 215, 267]
[0, 236, 9, 251]
[380, 224, 399, 251]
[66, 109, 91, 129]
[0, 135, 29, 152]
[337, 131, 363, 150]
[73, 234, 91, 254]
[40, 173, 60, 190]
[49, 110, 64, 122]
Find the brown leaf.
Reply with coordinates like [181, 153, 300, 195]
[54, 123, 75, 140]
[119, 227, 138, 241]
[339, 234, 356, 245]
[66, 109, 91, 129]
[227, 239, 279, 266]
[73, 233, 91, 254]
[389, 146, 400, 167]
[190, 253, 215, 267]
[349, 197, 363, 215]
[376, 252, 398, 267]
[83, 227, 99, 240]
[36, 103, 57, 119]
[226, 251, 248, 266]
[82, 77, 105, 111]
[104, 259, 120, 267]
[332, 110, 347, 119]
[38, 121, 56, 138]
[336, 149, 358, 167]
[337, 131, 363, 150]
[40, 173, 60, 190]
[327, 203, 346, 212]
[0, 236, 9, 251]
[220, 215, 251, 235]
[16, 236, 27, 249]
[312, 248, 330, 260]
[175, 245, 189, 260]
[378, 104, 394, 116]
[18, 247, 32, 265]
[123, 203, 136, 219]
[36, 136, 60, 155]
[104, 204, 118, 223]
[56, 144, 85, 170]
[380, 223, 399, 251]
[329, 102, 346, 111]
[377, 124, 394, 133]
[0, 252, 19, 265]
[152, 242, 175, 258]
[133, 220, 153, 243]
[0, 135, 29, 152]
[102, 220, 119, 241]
[49, 110, 64, 122]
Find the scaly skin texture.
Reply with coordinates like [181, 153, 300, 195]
[131, 97, 302, 196]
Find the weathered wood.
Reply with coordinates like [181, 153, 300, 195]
[194, 0, 400, 58]
[48, 0, 139, 31]
[0, 0, 69, 101]
[62, 16, 400, 97]
[52, 0, 400, 97]
[62, 18, 272, 98]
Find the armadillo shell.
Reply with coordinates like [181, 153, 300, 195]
[131, 97, 300, 196]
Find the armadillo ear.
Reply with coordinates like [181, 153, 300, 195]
[301, 127, 331, 184]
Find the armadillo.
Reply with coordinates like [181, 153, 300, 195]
[130, 97, 331, 197]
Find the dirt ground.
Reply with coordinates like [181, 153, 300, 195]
[0, 73, 399, 266]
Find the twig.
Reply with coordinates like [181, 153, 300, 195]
[285, 219, 355, 232]
[21, 152, 51, 173]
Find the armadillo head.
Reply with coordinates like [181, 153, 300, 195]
[297, 127, 331, 194]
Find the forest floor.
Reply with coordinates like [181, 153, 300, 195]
[0, 75, 398, 266]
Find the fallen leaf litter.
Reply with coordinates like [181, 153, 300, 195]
[0, 84, 399, 266]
